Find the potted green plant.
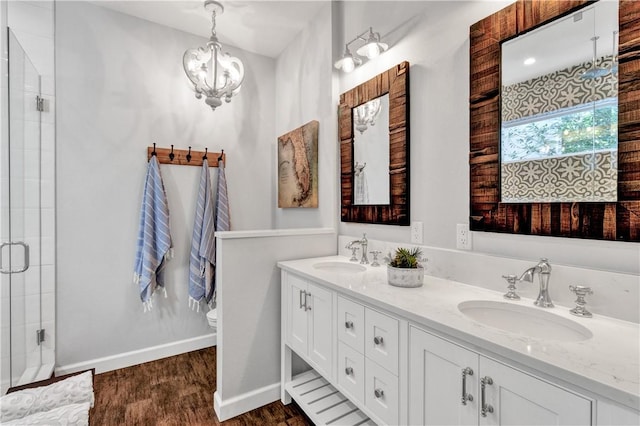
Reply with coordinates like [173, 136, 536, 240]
[386, 247, 426, 288]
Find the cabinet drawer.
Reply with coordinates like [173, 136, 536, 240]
[365, 308, 399, 375]
[365, 358, 399, 426]
[337, 341, 365, 405]
[338, 296, 365, 353]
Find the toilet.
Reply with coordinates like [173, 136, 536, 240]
[206, 308, 217, 331]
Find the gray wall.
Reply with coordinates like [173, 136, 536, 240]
[55, 1, 276, 368]
[274, 3, 337, 230]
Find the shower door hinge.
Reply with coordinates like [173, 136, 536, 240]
[36, 96, 44, 112]
[36, 329, 45, 345]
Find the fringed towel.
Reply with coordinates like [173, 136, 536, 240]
[189, 160, 216, 311]
[210, 159, 230, 305]
[133, 156, 173, 312]
[215, 160, 230, 233]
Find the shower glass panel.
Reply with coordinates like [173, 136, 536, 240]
[0, 29, 43, 393]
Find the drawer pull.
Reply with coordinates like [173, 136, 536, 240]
[374, 388, 384, 398]
[373, 336, 384, 345]
[461, 367, 474, 405]
[481, 376, 494, 417]
[345, 321, 354, 329]
[299, 289, 304, 309]
[345, 367, 353, 376]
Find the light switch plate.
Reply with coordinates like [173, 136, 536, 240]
[411, 221, 423, 244]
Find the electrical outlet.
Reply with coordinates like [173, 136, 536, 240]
[456, 223, 472, 250]
[411, 221, 423, 244]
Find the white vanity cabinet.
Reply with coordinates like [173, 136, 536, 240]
[337, 295, 403, 425]
[279, 259, 639, 426]
[409, 326, 592, 426]
[284, 272, 333, 378]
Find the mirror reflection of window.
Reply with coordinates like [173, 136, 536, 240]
[353, 94, 390, 205]
[500, 0, 618, 203]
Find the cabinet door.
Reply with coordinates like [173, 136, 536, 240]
[338, 341, 365, 405]
[409, 326, 478, 426]
[479, 357, 592, 426]
[365, 358, 400, 426]
[307, 282, 333, 377]
[287, 275, 308, 356]
[597, 400, 640, 426]
[365, 307, 399, 375]
[337, 295, 365, 353]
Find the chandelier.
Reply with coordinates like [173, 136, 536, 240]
[183, 0, 245, 110]
[354, 98, 382, 134]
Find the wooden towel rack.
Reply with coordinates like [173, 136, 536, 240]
[147, 144, 226, 167]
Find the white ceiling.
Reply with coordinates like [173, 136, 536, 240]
[92, 0, 328, 58]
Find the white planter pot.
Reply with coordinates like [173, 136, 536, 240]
[387, 265, 425, 288]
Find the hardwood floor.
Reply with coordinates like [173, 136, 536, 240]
[90, 347, 312, 425]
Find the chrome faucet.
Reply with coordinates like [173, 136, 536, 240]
[518, 258, 553, 308]
[345, 233, 369, 264]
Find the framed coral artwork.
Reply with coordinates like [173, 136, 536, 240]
[277, 120, 319, 208]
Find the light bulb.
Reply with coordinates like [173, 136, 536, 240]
[197, 63, 208, 81]
[364, 43, 380, 59]
[342, 57, 356, 73]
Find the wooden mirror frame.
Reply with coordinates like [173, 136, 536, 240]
[339, 61, 410, 225]
[469, 0, 640, 242]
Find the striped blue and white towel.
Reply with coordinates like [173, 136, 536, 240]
[189, 159, 216, 311]
[210, 159, 230, 305]
[133, 156, 173, 312]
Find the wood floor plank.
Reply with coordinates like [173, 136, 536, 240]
[90, 347, 312, 425]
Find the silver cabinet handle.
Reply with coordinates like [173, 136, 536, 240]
[374, 388, 384, 398]
[345, 321, 354, 329]
[373, 336, 383, 345]
[0, 242, 9, 273]
[305, 291, 311, 311]
[481, 376, 494, 417]
[0, 241, 30, 274]
[461, 367, 474, 405]
[299, 289, 305, 309]
[345, 367, 353, 376]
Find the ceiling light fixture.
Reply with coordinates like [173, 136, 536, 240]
[183, 0, 244, 110]
[334, 27, 388, 73]
[523, 57, 536, 66]
[354, 98, 382, 134]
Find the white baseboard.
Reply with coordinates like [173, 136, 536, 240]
[214, 382, 280, 422]
[55, 334, 216, 376]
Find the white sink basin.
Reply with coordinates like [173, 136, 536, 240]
[458, 300, 592, 342]
[312, 261, 366, 274]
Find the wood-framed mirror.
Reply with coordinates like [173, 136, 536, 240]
[469, 0, 640, 241]
[339, 61, 410, 225]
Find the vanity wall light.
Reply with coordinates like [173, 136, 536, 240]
[334, 27, 388, 73]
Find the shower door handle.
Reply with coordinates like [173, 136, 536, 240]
[0, 241, 30, 274]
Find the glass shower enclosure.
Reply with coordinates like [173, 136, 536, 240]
[0, 29, 53, 393]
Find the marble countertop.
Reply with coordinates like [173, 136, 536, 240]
[278, 255, 640, 411]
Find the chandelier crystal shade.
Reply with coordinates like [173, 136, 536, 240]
[183, 0, 244, 110]
[354, 98, 382, 134]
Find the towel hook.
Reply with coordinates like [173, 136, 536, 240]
[169, 144, 175, 161]
[218, 149, 224, 162]
[203, 147, 208, 161]
[186, 146, 192, 163]
[151, 143, 157, 157]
